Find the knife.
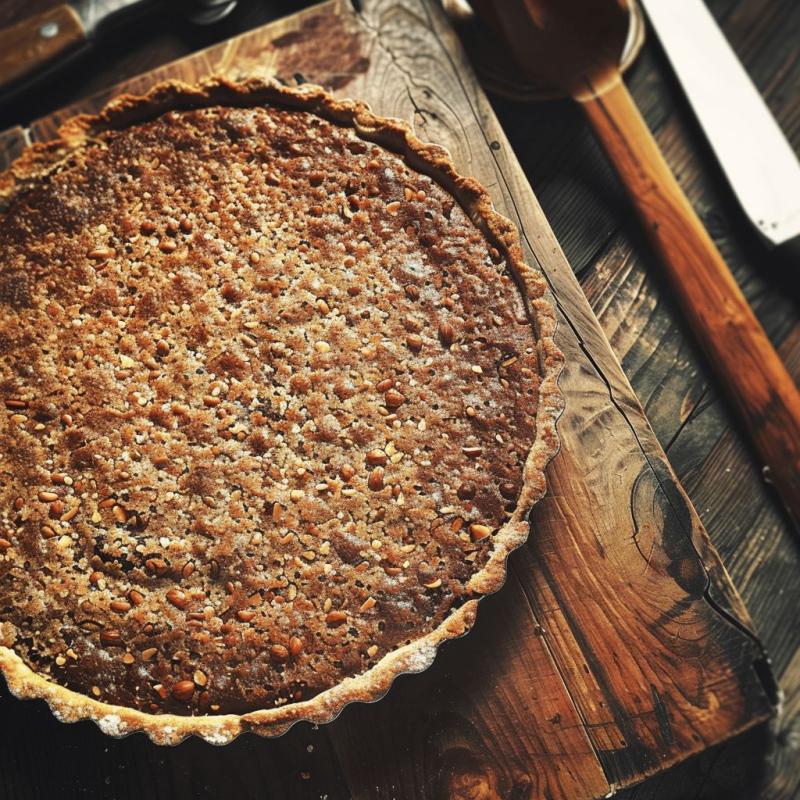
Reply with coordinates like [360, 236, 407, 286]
[640, 0, 800, 253]
[0, 0, 238, 107]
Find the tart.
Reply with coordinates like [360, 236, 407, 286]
[0, 78, 562, 744]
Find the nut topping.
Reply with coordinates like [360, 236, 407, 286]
[325, 610, 347, 627]
[469, 524, 492, 541]
[270, 644, 290, 663]
[384, 389, 406, 407]
[100, 629, 123, 646]
[438, 320, 455, 347]
[171, 680, 195, 702]
[406, 333, 423, 351]
[365, 449, 388, 466]
[166, 589, 189, 609]
[368, 467, 385, 492]
[0, 93, 549, 721]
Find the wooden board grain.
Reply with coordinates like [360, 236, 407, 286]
[0, 1, 777, 798]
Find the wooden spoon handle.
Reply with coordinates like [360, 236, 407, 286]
[0, 5, 86, 94]
[581, 76, 800, 527]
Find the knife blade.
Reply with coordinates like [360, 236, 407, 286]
[640, 0, 800, 250]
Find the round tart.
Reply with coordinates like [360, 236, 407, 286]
[0, 79, 562, 743]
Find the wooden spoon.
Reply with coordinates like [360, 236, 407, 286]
[471, 0, 800, 527]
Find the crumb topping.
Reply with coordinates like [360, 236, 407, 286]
[0, 104, 541, 714]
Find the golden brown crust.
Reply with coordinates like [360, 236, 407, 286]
[0, 77, 563, 743]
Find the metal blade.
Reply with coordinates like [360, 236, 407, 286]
[641, 0, 800, 248]
[72, 0, 151, 35]
[186, 0, 237, 26]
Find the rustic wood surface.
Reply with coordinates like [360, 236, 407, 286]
[579, 77, 800, 529]
[0, 0, 797, 798]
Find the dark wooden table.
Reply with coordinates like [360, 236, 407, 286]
[0, 1, 798, 798]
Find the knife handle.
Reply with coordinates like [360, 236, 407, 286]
[0, 5, 87, 94]
[581, 75, 800, 529]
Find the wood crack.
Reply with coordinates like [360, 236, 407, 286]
[663, 387, 710, 454]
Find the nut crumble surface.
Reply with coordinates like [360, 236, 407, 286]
[0, 103, 541, 715]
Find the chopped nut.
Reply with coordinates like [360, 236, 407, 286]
[193, 670, 208, 687]
[38, 490, 58, 503]
[122, 653, 135, 665]
[384, 388, 406, 407]
[60, 504, 80, 522]
[110, 600, 131, 614]
[128, 589, 144, 606]
[406, 333, 423, 351]
[469, 523, 492, 541]
[359, 597, 376, 612]
[237, 609, 256, 622]
[289, 636, 304, 657]
[141, 647, 158, 662]
[166, 589, 189, 609]
[457, 483, 476, 500]
[172, 680, 195, 702]
[367, 644, 379, 658]
[87, 247, 115, 260]
[365, 449, 387, 466]
[368, 467, 385, 491]
[438, 320, 455, 347]
[339, 463, 356, 481]
[270, 644, 290, 663]
[499, 482, 517, 499]
[422, 578, 442, 589]
[325, 610, 347, 627]
[462, 446, 483, 458]
[100, 629, 123, 647]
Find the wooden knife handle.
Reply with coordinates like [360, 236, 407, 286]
[0, 5, 86, 93]
[581, 76, 800, 528]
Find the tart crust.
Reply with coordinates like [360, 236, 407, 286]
[0, 77, 563, 744]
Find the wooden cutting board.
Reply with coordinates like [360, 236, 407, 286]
[0, 1, 776, 797]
